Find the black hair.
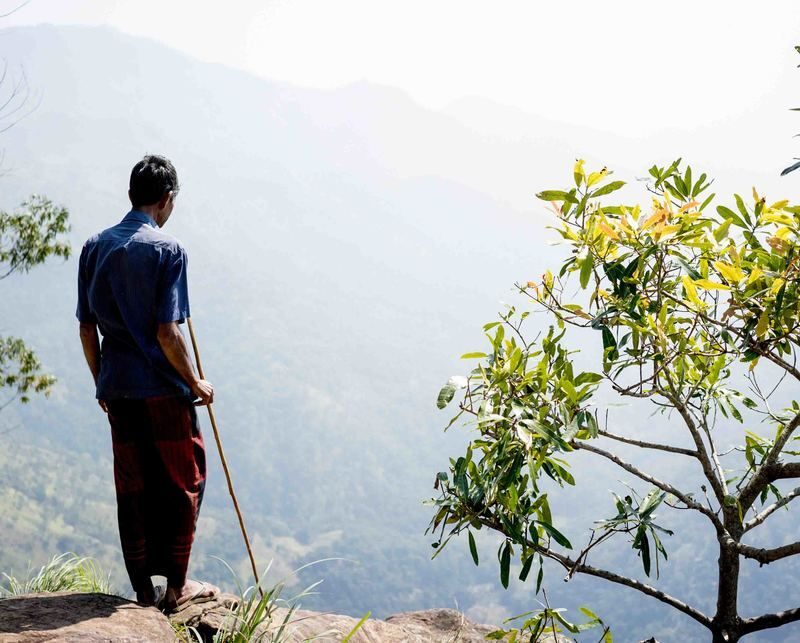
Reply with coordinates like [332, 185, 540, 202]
[129, 155, 179, 208]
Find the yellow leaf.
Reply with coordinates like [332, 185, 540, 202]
[681, 276, 704, 308]
[655, 224, 681, 239]
[762, 212, 794, 226]
[694, 279, 730, 291]
[769, 199, 790, 210]
[597, 221, 620, 240]
[641, 210, 667, 231]
[747, 268, 764, 284]
[714, 261, 744, 283]
[770, 277, 786, 295]
[574, 159, 586, 185]
[756, 309, 769, 338]
[587, 167, 608, 187]
[678, 200, 700, 214]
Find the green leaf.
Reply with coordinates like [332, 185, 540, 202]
[591, 181, 626, 197]
[716, 205, 747, 228]
[500, 541, 511, 589]
[436, 376, 467, 409]
[579, 254, 593, 289]
[575, 372, 603, 386]
[519, 554, 534, 582]
[734, 193, 752, 225]
[536, 190, 578, 203]
[468, 530, 479, 566]
[537, 521, 572, 548]
[460, 352, 487, 359]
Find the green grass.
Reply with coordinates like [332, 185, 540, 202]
[180, 558, 368, 643]
[1, 552, 113, 596]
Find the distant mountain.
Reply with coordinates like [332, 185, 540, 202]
[1, 25, 799, 642]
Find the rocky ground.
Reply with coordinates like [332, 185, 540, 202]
[0, 591, 571, 642]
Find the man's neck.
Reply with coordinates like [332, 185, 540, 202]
[134, 206, 162, 227]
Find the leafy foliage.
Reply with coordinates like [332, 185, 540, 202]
[0, 195, 70, 278]
[0, 336, 56, 405]
[487, 604, 611, 643]
[0, 195, 70, 407]
[432, 159, 800, 641]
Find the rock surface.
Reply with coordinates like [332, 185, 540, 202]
[172, 593, 567, 642]
[0, 592, 568, 642]
[0, 592, 175, 643]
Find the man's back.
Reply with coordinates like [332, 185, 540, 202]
[77, 209, 191, 400]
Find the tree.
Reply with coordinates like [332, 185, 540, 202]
[431, 159, 800, 642]
[0, 195, 70, 409]
[0, 25, 70, 411]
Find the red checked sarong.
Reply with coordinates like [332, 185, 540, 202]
[107, 395, 206, 591]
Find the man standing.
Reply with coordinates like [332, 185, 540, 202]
[77, 155, 217, 611]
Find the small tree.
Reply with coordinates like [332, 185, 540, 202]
[0, 195, 70, 409]
[0, 35, 70, 411]
[432, 160, 800, 642]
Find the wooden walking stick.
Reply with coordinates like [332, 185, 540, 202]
[187, 317, 264, 598]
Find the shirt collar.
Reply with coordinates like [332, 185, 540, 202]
[124, 209, 158, 228]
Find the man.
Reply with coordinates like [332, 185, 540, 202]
[77, 155, 218, 611]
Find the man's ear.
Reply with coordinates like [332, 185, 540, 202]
[128, 189, 134, 205]
[157, 192, 172, 209]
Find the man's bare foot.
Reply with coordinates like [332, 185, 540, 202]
[164, 579, 219, 613]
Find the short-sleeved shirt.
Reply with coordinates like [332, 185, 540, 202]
[77, 210, 192, 400]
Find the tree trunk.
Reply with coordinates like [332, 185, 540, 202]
[713, 512, 742, 642]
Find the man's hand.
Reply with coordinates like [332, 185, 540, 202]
[190, 378, 214, 406]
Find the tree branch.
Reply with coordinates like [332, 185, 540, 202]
[597, 429, 698, 457]
[772, 462, 800, 480]
[536, 543, 712, 628]
[743, 486, 800, 533]
[0, 0, 33, 18]
[572, 439, 725, 532]
[741, 606, 800, 634]
[739, 413, 800, 513]
[734, 539, 800, 565]
[664, 388, 727, 505]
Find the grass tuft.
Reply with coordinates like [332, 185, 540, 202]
[1, 552, 113, 596]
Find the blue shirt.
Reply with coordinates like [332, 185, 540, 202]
[77, 210, 192, 400]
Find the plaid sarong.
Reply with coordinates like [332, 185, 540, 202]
[107, 394, 206, 590]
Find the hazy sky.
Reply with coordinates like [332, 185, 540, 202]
[2, 0, 800, 134]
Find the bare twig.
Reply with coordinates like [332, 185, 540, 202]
[743, 486, 800, 532]
[571, 439, 725, 532]
[597, 429, 698, 457]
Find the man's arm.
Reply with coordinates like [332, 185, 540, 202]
[79, 322, 108, 412]
[157, 321, 214, 405]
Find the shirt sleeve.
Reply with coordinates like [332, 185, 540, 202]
[156, 246, 191, 324]
[76, 243, 98, 323]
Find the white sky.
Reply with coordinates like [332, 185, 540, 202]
[2, 0, 800, 134]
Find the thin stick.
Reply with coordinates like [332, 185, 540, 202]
[187, 317, 263, 597]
